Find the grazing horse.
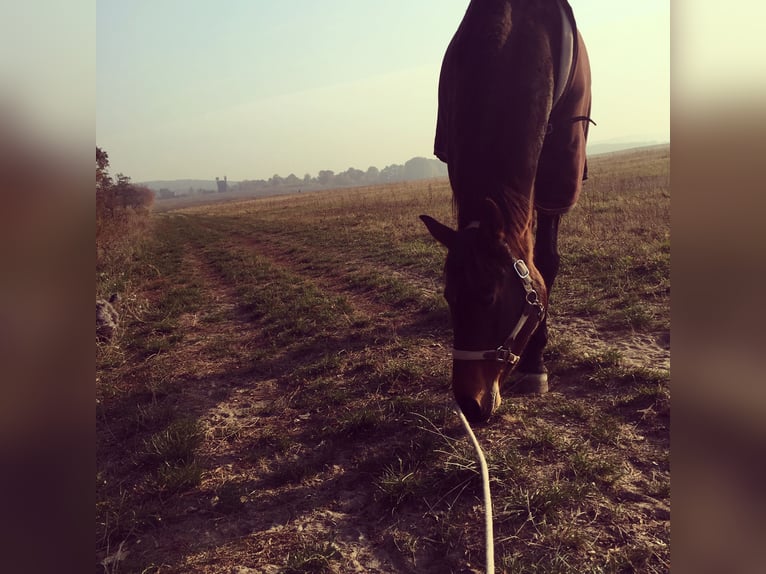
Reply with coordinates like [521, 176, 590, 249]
[420, 0, 593, 423]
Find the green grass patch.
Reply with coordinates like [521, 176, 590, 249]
[568, 446, 624, 486]
[497, 481, 589, 527]
[375, 457, 423, 510]
[144, 417, 203, 467]
[284, 540, 341, 574]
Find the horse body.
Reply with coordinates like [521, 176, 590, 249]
[421, 0, 592, 423]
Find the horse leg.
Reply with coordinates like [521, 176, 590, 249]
[512, 212, 561, 393]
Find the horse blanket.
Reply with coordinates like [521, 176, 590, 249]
[434, 0, 593, 215]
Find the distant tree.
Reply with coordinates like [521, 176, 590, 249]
[380, 163, 404, 182]
[303, 173, 313, 184]
[404, 157, 439, 180]
[334, 171, 350, 186]
[97, 147, 112, 191]
[96, 147, 112, 219]
[365, 166, 380, 183]
[109, 173, 132, 215]
[285, 173, 301, 186]
[96, 147, 154, 220]
[343, 167, 365, 184]
[269, 174, 284, 186]
[129, 184, 155, 211]
[317, 170, 335, 185]
[110, 174, 154, 212]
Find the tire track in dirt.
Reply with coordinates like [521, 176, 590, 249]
[244, 235, 395, 320]
[114, 240, 318, 571]
[237, 233, 463, 391]
[99, 236, 293, 571]
[142, 234, 423, 573]
[237, 231, 448, 330]
[186, 214, 430, 323]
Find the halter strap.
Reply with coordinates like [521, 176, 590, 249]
[451, 237, 545, 364]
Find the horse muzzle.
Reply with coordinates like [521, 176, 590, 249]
[452, 359, 504, 424]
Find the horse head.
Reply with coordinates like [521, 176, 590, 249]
[421, 200, 547, 423]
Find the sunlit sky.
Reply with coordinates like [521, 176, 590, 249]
[96, 1, 669, 182]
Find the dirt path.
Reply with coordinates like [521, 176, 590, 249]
[134, 241, 418, 572]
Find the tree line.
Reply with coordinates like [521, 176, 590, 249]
[234, 156, 447, 195]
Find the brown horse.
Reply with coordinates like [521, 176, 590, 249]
[421, 0, 593, 423]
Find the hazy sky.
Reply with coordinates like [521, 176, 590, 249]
[96, 1, 669, 182]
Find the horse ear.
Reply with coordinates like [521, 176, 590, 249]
[420, 215, 456, 249]
[482, 199, 505, 242]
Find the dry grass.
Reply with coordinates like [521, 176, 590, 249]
[96, 147, 669, 573]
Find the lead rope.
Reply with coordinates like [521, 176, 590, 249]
[456, 408, 495, 574]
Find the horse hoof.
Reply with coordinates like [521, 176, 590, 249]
[508, 372, 549, 394]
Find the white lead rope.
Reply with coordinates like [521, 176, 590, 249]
[456, 408, 495, 574]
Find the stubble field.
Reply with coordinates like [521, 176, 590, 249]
[97, 145, 670, 573]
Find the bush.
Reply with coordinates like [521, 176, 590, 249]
[96, 147, 154, 273]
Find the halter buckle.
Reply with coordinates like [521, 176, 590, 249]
[495, 347, 520, 365]
[513, 259, 530, 279]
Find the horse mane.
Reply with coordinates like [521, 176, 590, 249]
[452, 185, 535, 262]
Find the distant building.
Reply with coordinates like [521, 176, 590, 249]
[216, 176, 228, 193]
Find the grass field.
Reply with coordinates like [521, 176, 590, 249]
[97, 145, 670, 573]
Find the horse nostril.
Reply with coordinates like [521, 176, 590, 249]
[456, 397, 487, 424]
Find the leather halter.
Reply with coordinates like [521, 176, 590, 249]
[451, 223, 546, 365]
